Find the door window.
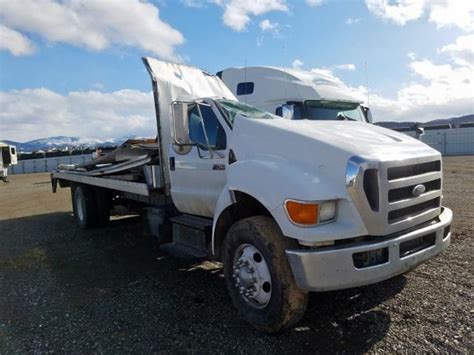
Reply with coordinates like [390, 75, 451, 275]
[188, 104, 227, 151]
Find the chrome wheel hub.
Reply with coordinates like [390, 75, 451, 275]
[232, 244, 272, 308]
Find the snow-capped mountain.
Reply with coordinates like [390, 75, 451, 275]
[1, 136, 142, 152]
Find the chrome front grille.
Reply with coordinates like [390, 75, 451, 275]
[347, 154, 442, 235]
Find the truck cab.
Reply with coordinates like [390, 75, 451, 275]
[217, 66, 373, 123]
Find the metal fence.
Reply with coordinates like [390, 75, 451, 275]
[8, 154, 93, 175]
[402, 127, 474, 156]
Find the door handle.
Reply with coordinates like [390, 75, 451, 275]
[212, 164, 225, 171]
[169, 157, 175, 171]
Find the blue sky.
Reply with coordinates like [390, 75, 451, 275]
[0, 0, 473, 141]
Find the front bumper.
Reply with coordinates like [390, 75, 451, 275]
[286, 207, 452, 292]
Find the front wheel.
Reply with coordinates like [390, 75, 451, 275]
[223, 216, 308, 333]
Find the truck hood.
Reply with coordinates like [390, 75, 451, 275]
[229, 117, 440, 203]
[232, 118, 438, 162]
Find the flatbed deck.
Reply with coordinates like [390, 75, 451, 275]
[52, 170, 150, 196]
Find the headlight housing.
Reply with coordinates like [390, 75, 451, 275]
[284, 199, 337, 226]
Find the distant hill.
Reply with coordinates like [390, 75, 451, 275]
[375, 114, 474, 130]
[0, 136, 140, 152]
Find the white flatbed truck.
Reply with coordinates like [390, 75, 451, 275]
[51, 58, 453, 332]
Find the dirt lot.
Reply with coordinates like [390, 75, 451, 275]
[0, 156, 473, 353]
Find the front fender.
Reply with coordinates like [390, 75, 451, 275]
[212, 158, 367, 248]
[212, 187, 235, 255]
[227, 157, 345, 209]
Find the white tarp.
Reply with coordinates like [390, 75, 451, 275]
[143, 57, 236, 188]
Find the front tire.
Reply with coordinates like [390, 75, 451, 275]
[223, 216, 308, 333]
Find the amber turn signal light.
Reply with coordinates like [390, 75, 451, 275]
[285, 200, 319, 225]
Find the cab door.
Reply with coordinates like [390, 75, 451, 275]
[168, 100, 229, 217]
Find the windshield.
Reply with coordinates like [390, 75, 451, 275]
[304, 100, 365, 122]
[216, 99, 276, 125]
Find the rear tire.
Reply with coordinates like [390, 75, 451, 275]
[72, 185, 99, 229]
[223, 216, 308, 333]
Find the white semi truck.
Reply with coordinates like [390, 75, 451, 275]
[217, 66, 374, 123]
[0, 142, 17, 183]
[51, 58, 452, 333]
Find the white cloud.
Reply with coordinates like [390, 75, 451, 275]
[0, 24, 35, 56]
[439, 34, 474, 67]
[306, 0, 322, 7]
[350, 59, 474, 122]
[0, 88, 156, 142]
[429, 0, 474, 32]
[365, 0, 474, 31]
[407, 51, 417, 60]
[345, 18, 361, 25]
[181, 0, 205, 8]
[0, 0, 184, 60]
[91, 82, 105, 91]
[217, 0, 288, 31]
[259, 19, 279, 32]
[184, 1, 289, 32]
[365, 0, 425, 26]
[292, 59, 304, 69]
[305, 49, 472, 123]
[256, 18, 281, 46]
[333, 64, 356, 71]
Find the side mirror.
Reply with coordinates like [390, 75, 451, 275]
[172, 102, 192, 145]
[362, 106, 373, 123]
[415, 126, 425, 138]
[276, 104, 295, 119]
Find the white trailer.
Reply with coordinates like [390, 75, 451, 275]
[218, 66, 374, 122]
[51, 58, 452, 332]
[0, 143, 18, 183]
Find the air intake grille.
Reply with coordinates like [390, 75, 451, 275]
[347, 155, 443, 236]
[388, 160, 440, 180]
[388, 179, 441, 202]
[386, 158, 442, 226]
[388, 197, 440, 224]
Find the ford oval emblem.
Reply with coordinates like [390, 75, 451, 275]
[412, 184, 426, 197]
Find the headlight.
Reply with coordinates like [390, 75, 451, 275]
[319, 200, 337, 222]
[284, 199, 337, 226]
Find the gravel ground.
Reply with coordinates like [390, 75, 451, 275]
[0, 156, 472, 353]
